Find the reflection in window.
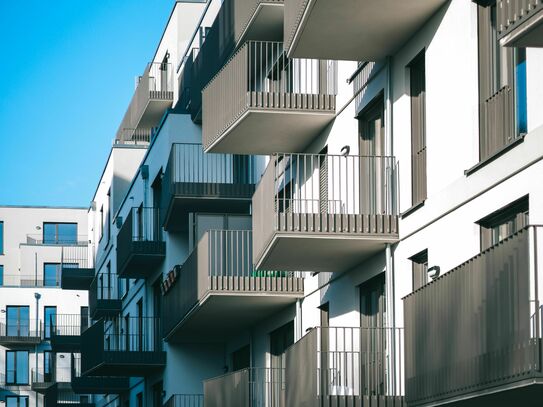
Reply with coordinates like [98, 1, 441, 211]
[44, 306, 57, 339]
[6, 306, 30, 336]
[6, 396, 29, 407]
[44, 263, 60, 287]
[43, 222, 77, 244]
[6, 351, 29, 385]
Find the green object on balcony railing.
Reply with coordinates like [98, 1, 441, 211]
[251, 270, 289, 277]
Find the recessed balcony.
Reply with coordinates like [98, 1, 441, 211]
[404, 226, 543, 406]
[162, 230, 304, 343]
[50, 314, 89, 352]
[81, 317, 166, 377]
[60, 244, 95, 290]
[285, 326, 405, 406]
[88, 272, 122, 319]
[116, 207, 165, 279]
[202, 41, 337, 154]
[161, 143, 256, 231]
[71, 354, 129, 395]
[284, 0, 447, 60]
[204, 368, 284, 406]
[498, 0, 543, 47]
[0, 319, 42, 347]
[253, 153, 399, 273]
[115, 62, 173, 144]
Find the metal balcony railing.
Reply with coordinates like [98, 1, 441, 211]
[101, 316, 162, 353]
[0, 371, 29, 387]
[0, 319, 42, 341]
[61, 245, 94, 269]
[25, 234, 88, 245]
[1, 273, 59, 287]
[162, 229, 304, 338]
[404, 225, 543, 406]
[204, 367, 285, 407]
[163, 394, 204, 407]
[51, 314, 89, 337]
[497, 0, 542, 37]
[115, 128, 154, 145]
[202, 41, 337, 151]
[32, 366, 72, 385]
[119, 207, 162, 243]
[285, 326, 405, 405]
[89, 270, 121, 319]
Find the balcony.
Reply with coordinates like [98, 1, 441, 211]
[81, 317, 166, 376]
[116, 207, 165, 278]
[163, 394, 203, 407]
[285, 326, 405, 406]
[115, 62, 173, 144]
[0, 372, 30, 390]
[404, 226, 543, 406]
[498, 0, 543, 47]
[202, 41, 337, 154]
[60, 245, 95, 290]
[71, 354, 129, 395]
[253, 153, 399, 273]
[162, 230, 304, 343]
[0, 319, 42, 347]
[204, 368, 284, 406]
[50, 314, 89, 352]
[161, 143, 257, 231]
[55, 393, 95, 407]
[31, 367, 71, 393]
[89, 272, 122, 319]
[284, 0, 447, 60]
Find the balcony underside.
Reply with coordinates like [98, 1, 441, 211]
[83, 352, 166, 377]
[205, 107, 335, 154]
[238, 2, 284, 45]
[117, 241, 166, 279]
[50, 335, 81, 353]
[286, 0, 447, 60]
[0, 336, 41, 348]
[166, 291, 302, 343]
[61, 267, 94, 290]
[418, 378, 543, 407]
[138, 95, 173, 129]
[163, 183, 254, 231]
[319, 396, 405, 406]
[90, 299, 122, 319]
[57, 403, 95, 407]
[500, 8, 543, 48]
[71, 376, 129, 394]
[32, 382, 71, 394]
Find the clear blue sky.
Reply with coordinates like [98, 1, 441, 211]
[0, 0, 175, 207]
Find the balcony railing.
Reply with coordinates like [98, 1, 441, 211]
[61, 245, 95, 290]
[204, 368, 285, 406]
[404, 225, 543, 406]
[115, 62, 174, 143]
[25, 234, 88, 246]
[115, 128, 154, 145]
[285, 327, 405, 406]
[89, 271, 122, 319]
[71, 354, 129, 394]
[116, 207, 165, 278]
[498, 0, 543, 46]
[161, 143, 257, 230]
[32, 367, 72, 386]
[163, 394, 204, 407]
[162, 229, 304, 342]
[1, 273, 58, 287]
[253, 153, 399, 272]
[0, 319, 42, 346]
[81, 316, 166, 376]
[0, 371, 30, 388]
[202, 41, 337, 153]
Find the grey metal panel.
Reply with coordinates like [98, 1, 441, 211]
[404, 228, 541, 406]
[204, 368, 249, 407]
[285, 328, 318, 406]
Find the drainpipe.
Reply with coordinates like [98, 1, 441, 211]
[295, 299, 303, 341]
[34, 292, 41, 407]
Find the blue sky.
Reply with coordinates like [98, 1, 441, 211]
[0, 0, 175, 207]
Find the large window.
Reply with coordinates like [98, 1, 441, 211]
[0, 221, 4, 254]
[0, 265, 3, 286]
[43, 263, 60, 287]
[6, 306, 30, 336]
[6, 396, 29, 407]
[43, 222, 77, 244]
[6, 350, 29, 385]
[44, 306, 57, 339]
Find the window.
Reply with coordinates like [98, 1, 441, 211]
[270, 321, 294, 371]
[6, 306, 30, 336]
[136, 392, 143, 407]
[478, 196, 529, 250]
[232, 345, 250, 372]
[6, 396, 29, 407]
[0, 220, 4, 254]
[0, 265, 3, 286]
[477, 1, 527, 161]
[43, 222, 77, 244]
[44, 351, 54, 381]
[43, 263, 60, 287]
[44, 306, 57, 339]
[409, 51, 427, 205]
[100, 205, 104, 241]
[410, 250, 428, 291]
[6, 350, 29, 385]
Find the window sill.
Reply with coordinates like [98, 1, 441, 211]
[401, 200, 425, 219]
[465, 135, 525, 177]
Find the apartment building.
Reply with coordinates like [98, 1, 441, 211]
[27, 0, 543, 406]
[0, 206, 91, 407]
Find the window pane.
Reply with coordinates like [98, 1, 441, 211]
[7, 306, 30, 336]
[58, 223, 77, 244]
[16, 351, 29, 384]
[43, 223, 57, 244]
[0, 265, 3, 286]
[44, 263, 59, 287]
[44, 307, 57, 339]
[0, 221, 3, 254]
[6, 351, 15, 383]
